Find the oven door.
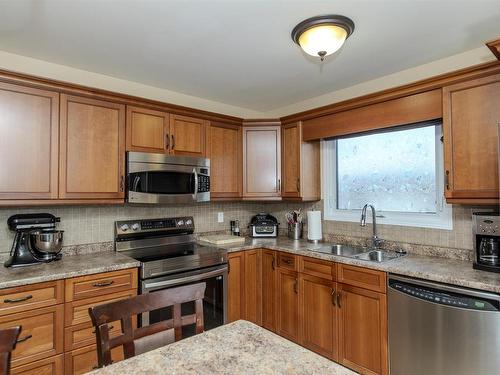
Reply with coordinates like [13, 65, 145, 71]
[140, 265, 227, 337]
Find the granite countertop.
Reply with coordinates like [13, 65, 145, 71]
[89, 320, 357, 375]
[209, 237, 500, 294]
[0, 251, 139, 290]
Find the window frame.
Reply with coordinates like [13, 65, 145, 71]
[322, 124, 453, 230]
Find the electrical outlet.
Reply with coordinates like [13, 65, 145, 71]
[217, 212, 224, 223]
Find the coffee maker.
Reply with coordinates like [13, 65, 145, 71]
[473, 212, 500, 273]
[4, 213, 64, 268]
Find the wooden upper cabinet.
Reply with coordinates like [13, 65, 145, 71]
[338, 284, 388, 375]
[0, 82, 59, 201]
[126, 106, 169, 153]
[281, 122, 320, 201]
[242, 124, 281, 199]
[169, 114, 208, 157]
[443, 73, 500, 203]
[59, 94, 125, 200]
[207, 121, 242, 199]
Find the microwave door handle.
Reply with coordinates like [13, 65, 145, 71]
[193, 168, 199, 199]
[132, 175, 141, 191]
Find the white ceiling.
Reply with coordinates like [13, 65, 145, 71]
[0, 0, 499, 114]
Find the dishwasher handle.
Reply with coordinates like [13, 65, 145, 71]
[389, 277, 500, 312]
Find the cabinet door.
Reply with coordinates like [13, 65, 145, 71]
[227, 252, 245, 323]
[11, 354, 63, 375]
[59, 94, 125, 199]
[64, 344, 124, 375]
[169, 114, 207, 157]
[244, 249, 262, 325]
[300, 275, 338, 360]
[126, 106, 169, 153]
[243, 126, 281, 199]
[338, 284, 388, 375]
[276, 268, 300, 342]
[261, 249, 277, 332]
[282, 122, 301, 198]
[208, 122, 242, 199]
[0, 82, 59, 201]
[443, 74, 500, 203]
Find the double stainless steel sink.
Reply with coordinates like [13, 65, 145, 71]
[307, 244, 405, 263]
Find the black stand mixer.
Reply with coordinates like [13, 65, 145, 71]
[4, 213, 64, 268]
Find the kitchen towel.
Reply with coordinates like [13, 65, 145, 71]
[307, 210, 322, 241]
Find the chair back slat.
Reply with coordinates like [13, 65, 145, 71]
[89, 282, 206, 368]
[0, 326, 21, 375]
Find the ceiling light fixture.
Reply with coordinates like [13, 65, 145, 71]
[291, 15, 355, 61]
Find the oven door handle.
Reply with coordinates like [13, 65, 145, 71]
[143, 267, 227, 291]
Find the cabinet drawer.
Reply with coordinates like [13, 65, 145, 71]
[65, 289, 136, 327]
[299, 257, 335, 280]
[64, 319, 123, 351]
[278, 252, 297, 270]
[65, 269, 137, 302]
[0, 280, 64, 316]
[0, 305, 64, 367]
[11, 354, 63, 375]
[65, 344, 124, 375]
[337, 264, 387, 293]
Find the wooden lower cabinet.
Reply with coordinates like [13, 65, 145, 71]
[338, 284, 388, 375]
[300, 275, 338, 361]
[276, 267, 300, 342]
[227, 252, 245, 322]
[261, 250, 277, 332]
[11, 354, 64, 375]
[0, 304, 64, 368]
[226, 251, 388, 375]
[64, 345, 124, 375]
[244, 250, 262, 325]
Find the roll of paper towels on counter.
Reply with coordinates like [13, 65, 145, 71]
[307, 210, 322, 242]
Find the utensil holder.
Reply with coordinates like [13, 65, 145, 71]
[288, 222, 303, 240]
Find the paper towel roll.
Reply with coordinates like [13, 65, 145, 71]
[307, 210, 322, 241]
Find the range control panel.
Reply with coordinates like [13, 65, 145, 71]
[115, 216, 194, 235]
[473, 213, 500, 236]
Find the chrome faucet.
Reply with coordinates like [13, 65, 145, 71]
[360, 204, 382, 249]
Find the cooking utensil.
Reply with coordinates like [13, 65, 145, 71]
[30, 230, 64, 253]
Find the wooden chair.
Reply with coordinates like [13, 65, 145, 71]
[88, 282, 206, 368]
[0, 326, 21, 375]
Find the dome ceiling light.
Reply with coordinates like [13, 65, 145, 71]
[291, 15, 355, 61]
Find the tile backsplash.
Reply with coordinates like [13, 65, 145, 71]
[0, 201, 483, 260]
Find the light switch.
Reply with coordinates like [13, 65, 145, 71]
[217, 212, 224, 223]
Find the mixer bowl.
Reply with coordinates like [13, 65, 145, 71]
[30, 230, 64, 253]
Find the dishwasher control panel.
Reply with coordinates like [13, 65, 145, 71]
[389, 280, 499, 311]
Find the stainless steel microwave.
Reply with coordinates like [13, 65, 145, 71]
[126, 152, 210, 204]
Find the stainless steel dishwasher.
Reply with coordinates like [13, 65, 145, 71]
[388, 274, 500, 375]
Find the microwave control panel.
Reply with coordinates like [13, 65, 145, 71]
[198, 174, 210, 193]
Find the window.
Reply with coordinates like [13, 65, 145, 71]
[323, 121, 452, 229]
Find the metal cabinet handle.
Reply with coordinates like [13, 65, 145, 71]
[271, 257, 276, 271]
[297, 178, 300, 192]
[277, 179, 281, 192]
[445, 170, 450, 190]
[337, 292, 341, 308]
[4, 295, 33, 303]
[294, 278, 298, 294]
[331, 288, 336, 306]
[119, 176, 124, 192]
[16, 334, 33, 344]
[171, 134, 175, 150]
[166, 133, 170, 149]
[92, 280, 114, 287]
